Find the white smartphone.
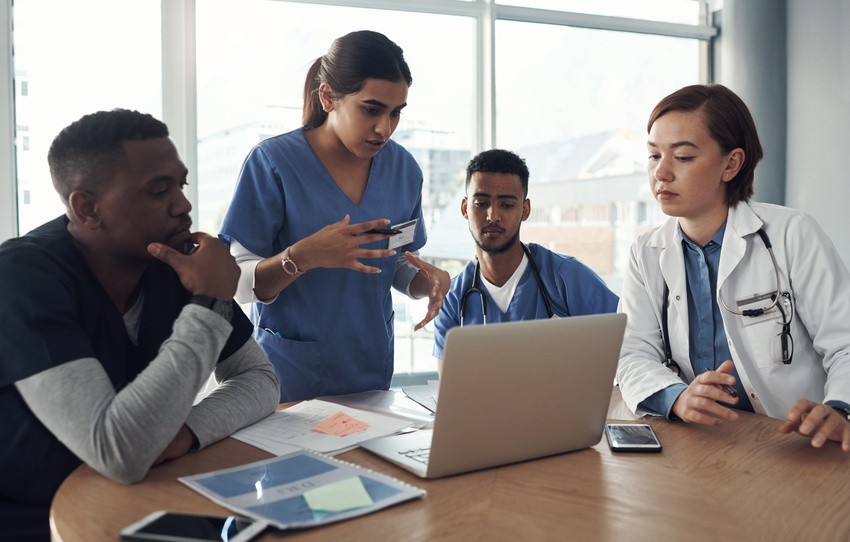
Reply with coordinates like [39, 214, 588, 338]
[605, 423, 662, 452]
[119, 511, 268, 542]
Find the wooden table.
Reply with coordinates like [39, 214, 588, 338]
[51, 390, 850, 541]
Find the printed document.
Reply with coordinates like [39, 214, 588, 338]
[231, 399, 413, 455]
[180, 450, 425, 530]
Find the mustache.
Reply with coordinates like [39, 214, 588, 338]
[171, 216, 192, 236]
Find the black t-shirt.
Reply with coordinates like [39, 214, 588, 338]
[0, 216, 253, 540]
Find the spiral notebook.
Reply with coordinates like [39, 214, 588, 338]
[179, 449, 425, 530]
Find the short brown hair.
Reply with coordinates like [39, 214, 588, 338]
[647, 84, 763, 205]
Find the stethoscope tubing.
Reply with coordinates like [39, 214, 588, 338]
[460, 243, 556, 326]
[661, 227, 789, 374]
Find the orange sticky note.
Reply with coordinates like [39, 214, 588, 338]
[312, 412, 370, 437]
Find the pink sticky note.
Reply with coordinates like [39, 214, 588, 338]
[312, 412, 370, 437]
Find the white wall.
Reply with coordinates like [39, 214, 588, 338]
[786, 0, 850, 267]
[716, 0, 850, 267]
[716, 0, 787, 207]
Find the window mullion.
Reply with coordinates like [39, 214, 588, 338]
[1, 0, 17, 243]
[162, 0, 199, 224]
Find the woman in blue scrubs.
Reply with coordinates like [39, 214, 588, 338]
[219, 30, 449, 401]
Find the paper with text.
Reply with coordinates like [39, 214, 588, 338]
[232, 399, 413, 454]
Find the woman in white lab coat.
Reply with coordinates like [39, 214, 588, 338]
[617, 83, 850, 451]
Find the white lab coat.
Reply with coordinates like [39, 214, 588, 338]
[617, 201, 850, 419]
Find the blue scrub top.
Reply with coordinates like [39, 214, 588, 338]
[219, 128, 426, 401]
[432, 243, 619, 358]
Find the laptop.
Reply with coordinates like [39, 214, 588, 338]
[360, 313, 627, 478]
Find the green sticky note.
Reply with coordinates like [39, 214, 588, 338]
[303, 476, 374, 513]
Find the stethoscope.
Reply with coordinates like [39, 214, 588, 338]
[459, 243, 556, 326]
[661, 228, 792, 376]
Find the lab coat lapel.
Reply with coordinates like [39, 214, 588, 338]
[718, 202, 762, 290]
[654, 220, 691, 378]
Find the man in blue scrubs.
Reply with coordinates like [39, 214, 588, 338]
[432, 149, 619, 367]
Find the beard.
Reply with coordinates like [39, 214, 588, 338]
[474, 228, 520, 254]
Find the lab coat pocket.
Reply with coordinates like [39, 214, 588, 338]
[739, 295, 792, 369]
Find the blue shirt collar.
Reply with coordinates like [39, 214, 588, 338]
[676, 221, 727, 250]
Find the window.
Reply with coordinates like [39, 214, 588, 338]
[495, 20, 700, 292]
[500, 0, 702, 25]
[196, 1, 476, 376]
[4, 0, 712, 379]
[11, 0, 161, 234]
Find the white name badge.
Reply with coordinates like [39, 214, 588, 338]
[388, 219, 417, 250]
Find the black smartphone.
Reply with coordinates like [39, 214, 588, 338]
[120, 511, 267, 542]
[365, 227, 402, 235]
[605, 423, 662, 452]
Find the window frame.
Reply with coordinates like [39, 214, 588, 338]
[1, 0, 17, 242]
[0, 0, 714, 241]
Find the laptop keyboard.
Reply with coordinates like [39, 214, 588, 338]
[398, 447, 431, 464]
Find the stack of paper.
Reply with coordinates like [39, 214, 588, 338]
[231, 399, 414, 456]
[401, 380, 440, 413]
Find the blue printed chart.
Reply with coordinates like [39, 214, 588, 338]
[179, 450, 425, 530]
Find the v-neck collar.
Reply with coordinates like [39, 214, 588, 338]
[300, 128, 378, 209]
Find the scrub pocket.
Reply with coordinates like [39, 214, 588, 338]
[256, 328, 324, 401]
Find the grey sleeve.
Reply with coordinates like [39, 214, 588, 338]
[186, 337, 280, 449]
[393, 249, 420, 295]
[15, 304, 234, 484]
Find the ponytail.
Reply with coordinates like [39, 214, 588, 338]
[301, 31, 412, 130]
[302, 58, 326, 129]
